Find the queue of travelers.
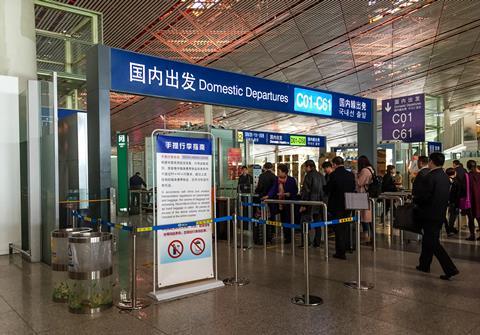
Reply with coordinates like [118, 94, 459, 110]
[238, 152, 471, 280]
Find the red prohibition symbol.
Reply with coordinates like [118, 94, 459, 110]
[190, 238, 206, 256]
[168, 240, 184, 258]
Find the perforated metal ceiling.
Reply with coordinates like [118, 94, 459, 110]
[48, 0, 480, 147]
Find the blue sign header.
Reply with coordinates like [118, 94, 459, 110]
[110, 48, 372, 123]
[427, 141, 442, 154]
[156, 135, 212, 155]
[238, 130, 326, 148]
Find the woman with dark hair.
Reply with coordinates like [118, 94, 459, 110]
[466, 160, 480, 241]
[264, 164, 298, 244]
[356, 156, 374, 241]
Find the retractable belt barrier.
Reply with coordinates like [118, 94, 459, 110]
[237, 215, 357, 230]
[71, 210, 232, 233]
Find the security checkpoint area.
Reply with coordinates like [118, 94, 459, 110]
[4, 1, 480, 335]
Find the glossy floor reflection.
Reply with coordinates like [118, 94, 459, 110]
[1, 220, 480, 334]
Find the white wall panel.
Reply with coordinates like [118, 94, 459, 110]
[0, 75, 21, 254]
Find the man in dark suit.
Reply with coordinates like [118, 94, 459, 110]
[300, 160, 327, 247]
[414, 152, 459, 280]
[255, 162, 276, 243]
[255, 162, 276, 198]
[412, 156, 429, 199]
[325, 156, 356, 260]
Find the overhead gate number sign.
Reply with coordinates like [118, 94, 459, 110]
[110, 48, 373, 123]
[237, 130, 326, 148]
[382, 94, 425, 143]
[156, 135, 213, 287]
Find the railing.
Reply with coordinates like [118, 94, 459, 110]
[262, 199, 329, 259]
[378, 194, 405, 243]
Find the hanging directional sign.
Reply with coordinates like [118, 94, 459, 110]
[427, 141, 442, 154]
[110, 48, 373, 123]
[382, 94, 425, 143]
[237, 130, 326, 148]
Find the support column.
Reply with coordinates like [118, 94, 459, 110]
[0, 0, 38, 259]
[358, 100, 378, 168]
[87, 45, 111, 220]
[204, 104, 213, 126]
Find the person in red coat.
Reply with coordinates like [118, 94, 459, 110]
[466, 160, 480, 241]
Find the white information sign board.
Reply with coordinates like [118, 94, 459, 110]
[156, 135, 213, 287]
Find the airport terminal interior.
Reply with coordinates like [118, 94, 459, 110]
[2, 0, 480, 334]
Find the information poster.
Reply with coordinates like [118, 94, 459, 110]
[156, 135, 213, 287]
[227, 148, 242, 180]
[382, 94, 425, 143]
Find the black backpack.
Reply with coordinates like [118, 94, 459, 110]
[366, 167, 382, 198]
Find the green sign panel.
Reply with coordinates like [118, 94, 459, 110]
[117, 133, 129, 212]
[290, 135, 307, 146]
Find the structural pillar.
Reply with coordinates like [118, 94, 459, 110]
[358, 100, 378, 168]
[204, 104, 213, 126]
[87, 45, 111, 220]
[0, 0, 39, 259]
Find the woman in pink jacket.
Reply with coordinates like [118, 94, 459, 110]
[356, 155, 374, 243]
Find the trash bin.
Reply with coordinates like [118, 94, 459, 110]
[51, 227, 91, 302]
[67, 232, 113, 314]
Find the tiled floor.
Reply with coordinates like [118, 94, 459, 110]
[1, 220, 480, 335]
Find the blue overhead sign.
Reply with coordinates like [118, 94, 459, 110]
[110, 48, 372, 123]
[237, 130, 326, 148]
[427, 141, 442, 154]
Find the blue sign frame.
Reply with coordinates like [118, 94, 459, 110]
[110, 48, 373, 123]
[238, 130, 326, 148]
[427, 141, 442, 154]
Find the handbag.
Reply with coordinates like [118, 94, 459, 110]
[459, 173, 471, 210]
[393, 204, 422, 235]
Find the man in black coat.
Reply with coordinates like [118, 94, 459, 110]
[414, 153, 459, 280]
[237, 166, 253, 194]
[255, 162, 276, 198]
[412, 156, 430, 199]
[300, 160, 327, 247]
[325, 156, 356, 260]
[255, 162, 276, 243]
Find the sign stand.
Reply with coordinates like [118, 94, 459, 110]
[223, 213, 249, 286]
[117, 223, 151, 310]
[291, 221, 323, 306]
[343, 193, 374, 291]
[148, 129, 224, 302]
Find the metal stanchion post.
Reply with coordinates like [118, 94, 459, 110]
[344, 212, 374, 291]
[239, 196, 244, 250]
[290, 204, 295, 255]
[117, 225, 150, 310]
[227, 199, 231, 247]
[370, 198, 376, 252]
[223, 214, 249, 286]
[382, 198, 386, 228]
[248, 194, 253, 249]
[262, 205, 267, 249]
[291, 221, 323, 306]
[322, 204, 329, 261]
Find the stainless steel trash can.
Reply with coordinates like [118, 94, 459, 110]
[67, 232, 113, 313]
[51, 227, 91, 302]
